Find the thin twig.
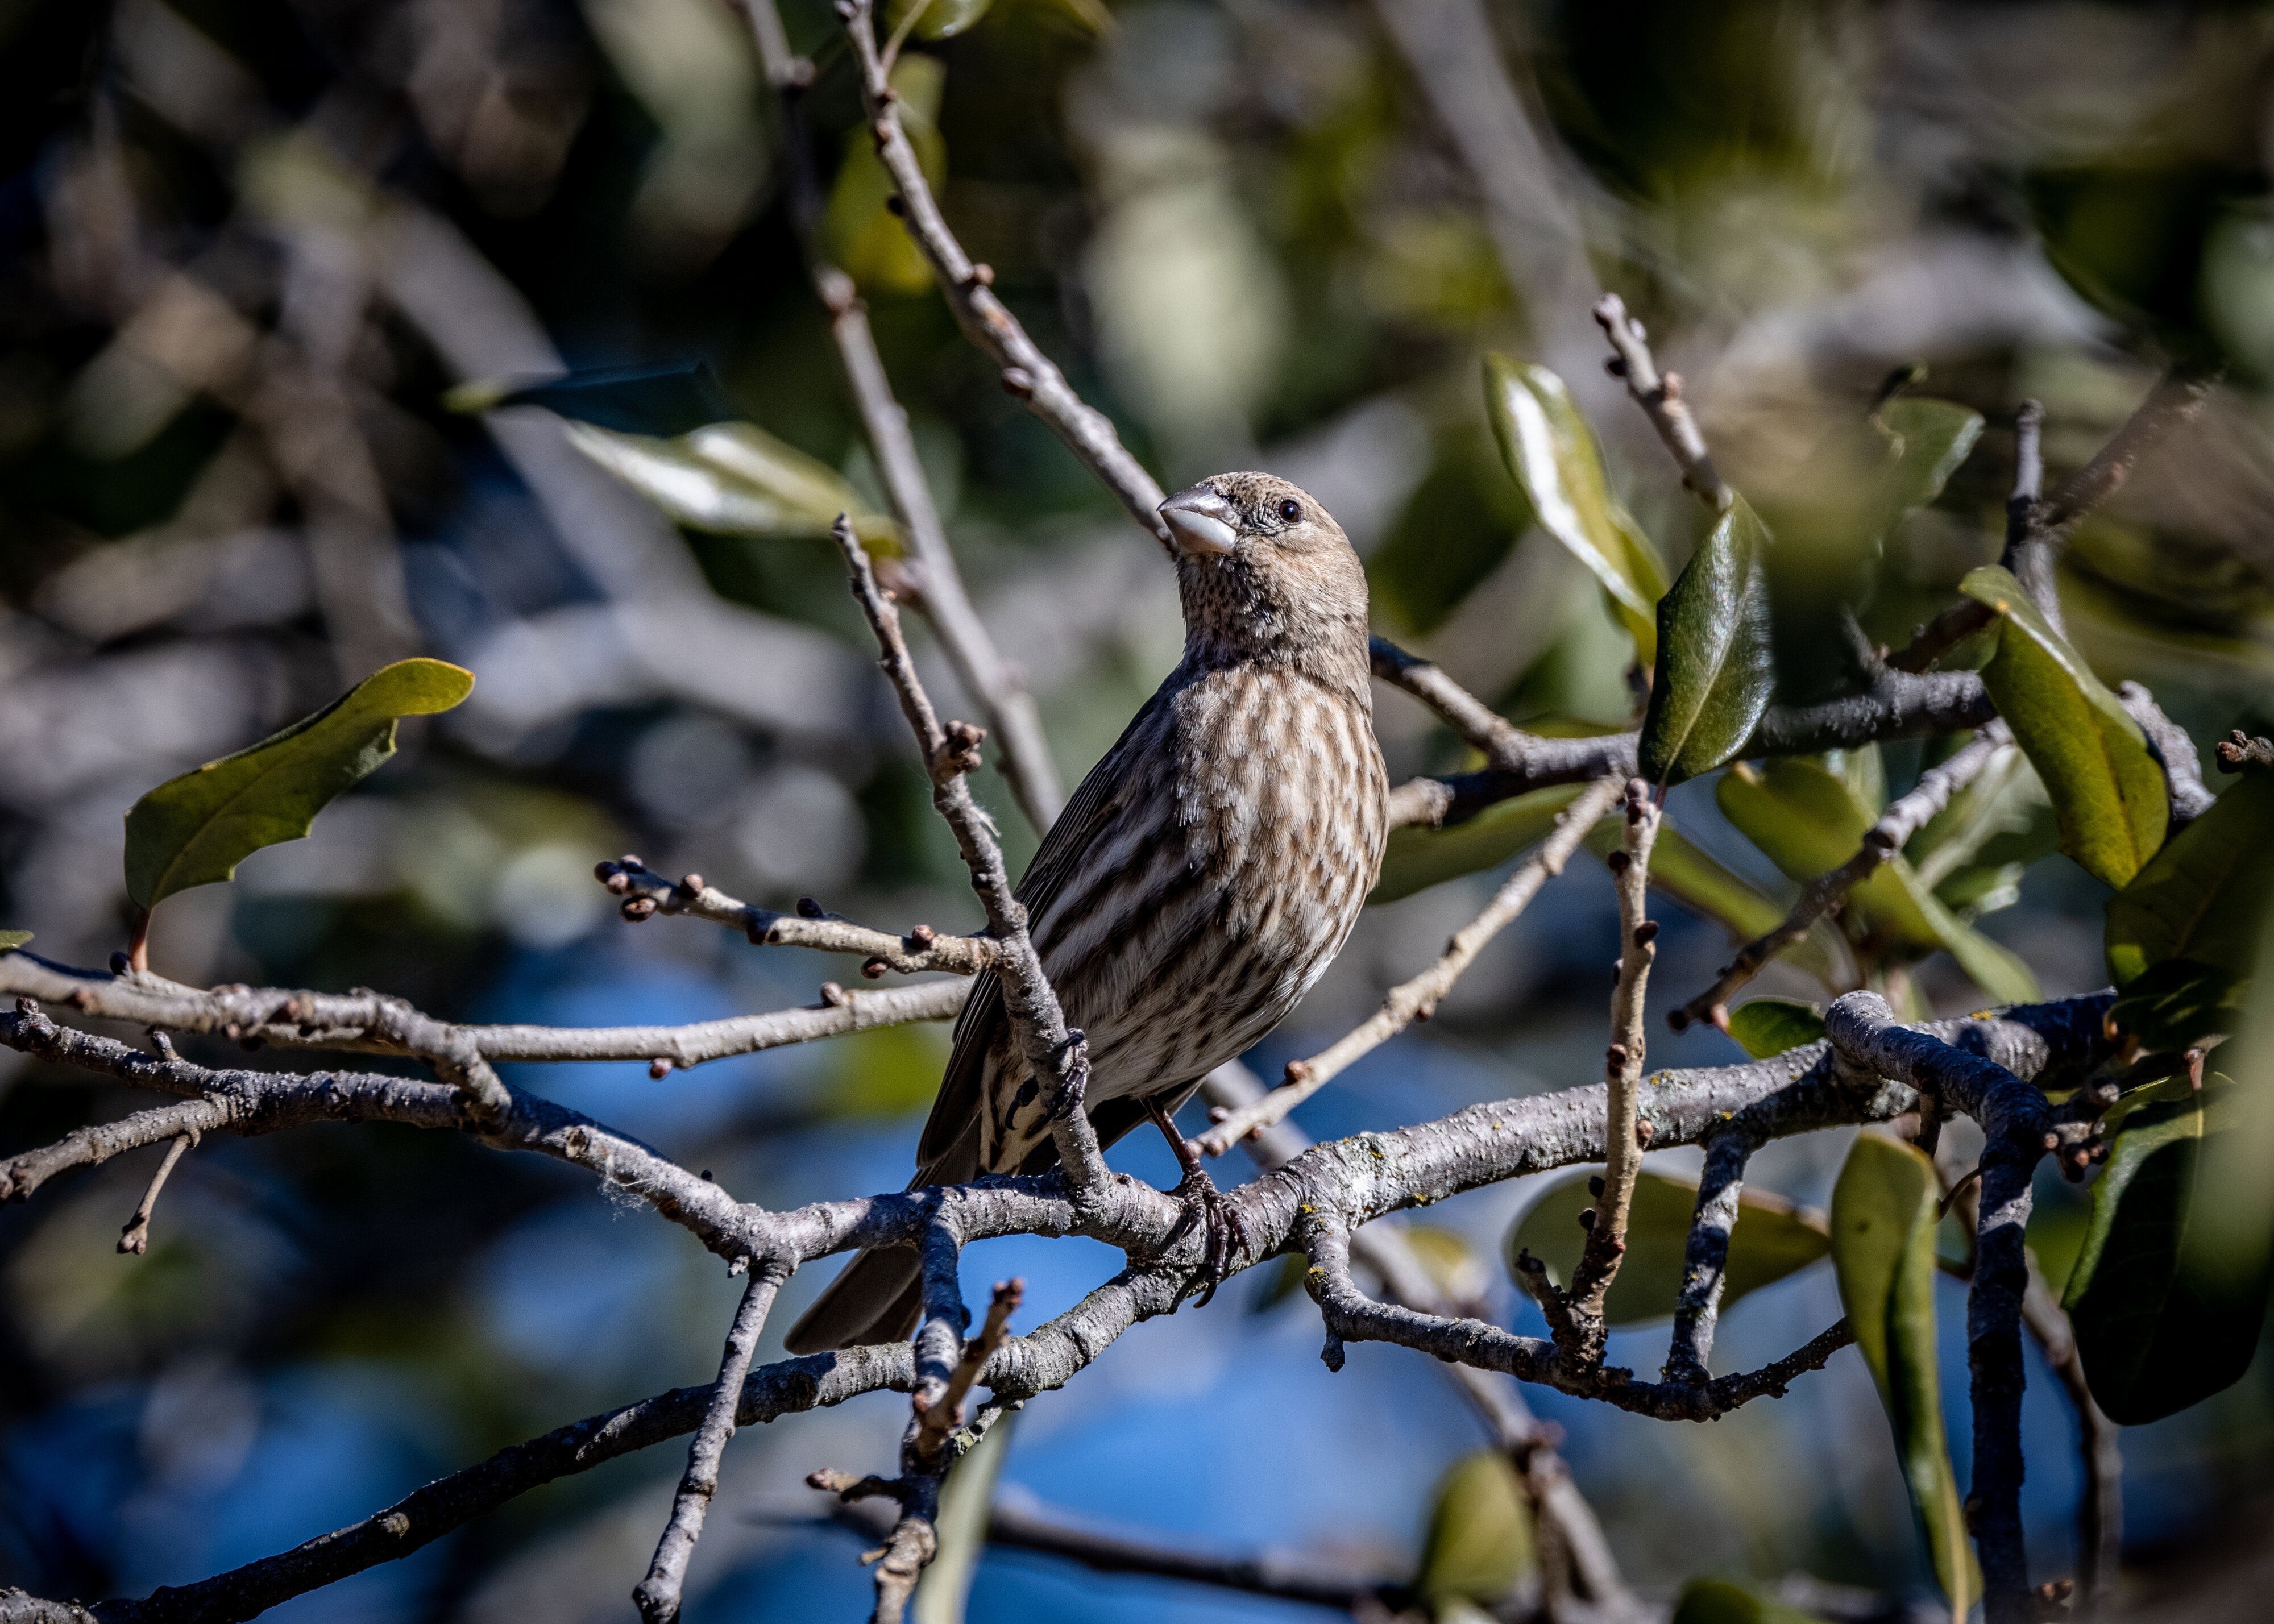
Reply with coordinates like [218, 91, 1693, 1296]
[0, 950, 969, 1072]
[1197, 774, 1625, 1154]
[596, 857, 999, 976]
[115, 1129, 195, 1255]
[914, 1277, 1024, 1465]
[1669, 720, 2015, 1031]
[739, 0, 1060, 829]
[2020, 1256, 2121, 1616]
[1594, 293, 1731, 511]
[633, 1260, 793, 1623]
[1570, 783, 1661, 1327]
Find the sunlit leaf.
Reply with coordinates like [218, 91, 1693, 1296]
[1415, 1450, 1533, 1606]
[911, 1411, 1015, 1624]
[2104, 767, 2274, 986]
[1372, 784, 1587, 904]
[1727, 998, 1825, 1058]
[0, 931, 28, 953]
[1830, 1134, 1976, 1616]
[2064, 1078, 2273, 1424]
[887, 0, 994, 40]
[1960, 564, 2168, 888]
[1483, 355, 1669, 663]
[1505, 1169, 1829, 1326]
[562, 421, 898, 546]
[1716, 758, 2039, 1004]
[124, 659, 475, 911]
[1671, 1577, 1830, 1624]
[1640, 496, 1775, 785]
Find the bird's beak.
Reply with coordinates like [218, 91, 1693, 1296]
[1159, 485, 1239, 557]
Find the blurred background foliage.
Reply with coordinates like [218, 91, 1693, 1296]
[4, 0, 2274, 1619]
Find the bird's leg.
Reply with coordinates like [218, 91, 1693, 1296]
[1143, 1096, 1245, 1309]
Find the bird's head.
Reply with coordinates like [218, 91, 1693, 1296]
[1156, 472, 1371, 686]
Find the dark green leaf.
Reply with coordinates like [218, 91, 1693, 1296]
[2064, 1078, 2273, 1424]
[1640, 496, 1775, 785]
[1961, 564, 2168, 888]
[2109, 958, 2247, 1050]
[1830, 1133, 1976, 1615]
[1414, 1450, 1533, 1605]
[1716, 758, 2039, 1004]
[2105, 767, 2274, 986]
[1727, 998, 1825, 1058]
[454, 361, 737, 435]
[0, 931, 28, 952]
[124, 659, 476, 911]
[1670, 1577, 1830, 1624]
[1372, 784, 1588, 904]
[1483, 355, 1669, 663]
[1505, 1169, 1829, 1326]
[911, 1411, 1015, 1624]
[1873, 399, 1985, 531]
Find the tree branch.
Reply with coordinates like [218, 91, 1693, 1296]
[115, 1128, 195, 1255]
[1824, 992, 2051, 1624]
[1670, 720, 2014, 1031]
[1570, 784, 1661, 1325]
[633, 1260, 793, 1623]
[2021, 1255, 2121, 1617]
[1661, 1127, 1757, 1385]
[1198, 774, 1625, 1154]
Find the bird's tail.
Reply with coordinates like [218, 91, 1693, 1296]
[782, 1120, 981, 1354]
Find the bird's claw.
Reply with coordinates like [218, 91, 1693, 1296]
[1159, 1161, 1245, 1310]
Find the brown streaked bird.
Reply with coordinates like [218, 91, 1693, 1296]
[785, 473, 1388, 1353]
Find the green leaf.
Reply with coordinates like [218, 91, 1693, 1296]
[123, 661, 474, 911]
[911, 1411, 1015, 1624]
[887, 0, 994, 40]
[2105, 767, 2274, 986]
[1505, 1169, 1829, 1326]
[1873, 399, 1985, 533]
[2063, 1078, 2273, 1424]
[453, 361, 736, 434]
[1670, 1577, 1830, 1624]
[1640, 496, 1775, 785]
[1908, 738, 2055, 893]
[0, 931, 28, 953]
[1415, 1450, 1533, 1605]
[1483, 355, 1669, 664]
[2108, 958, 2247, 1050]
[1960, 564, 2168, 888]
[1372, 784, 1588, 904]
[1830, 1134, 1976, 1616]
[1716, 758, 2040, 1004]
[1727, 998, 1826, 1058]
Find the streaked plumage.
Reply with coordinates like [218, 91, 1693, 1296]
[786, 473, 1387, 1352]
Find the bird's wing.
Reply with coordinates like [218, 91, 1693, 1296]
[913, 688, 1165, 1170]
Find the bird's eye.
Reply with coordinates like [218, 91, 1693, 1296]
[1277, 499, 1302, 522]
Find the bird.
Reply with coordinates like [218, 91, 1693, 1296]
[785, 472, 1389, 1352]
